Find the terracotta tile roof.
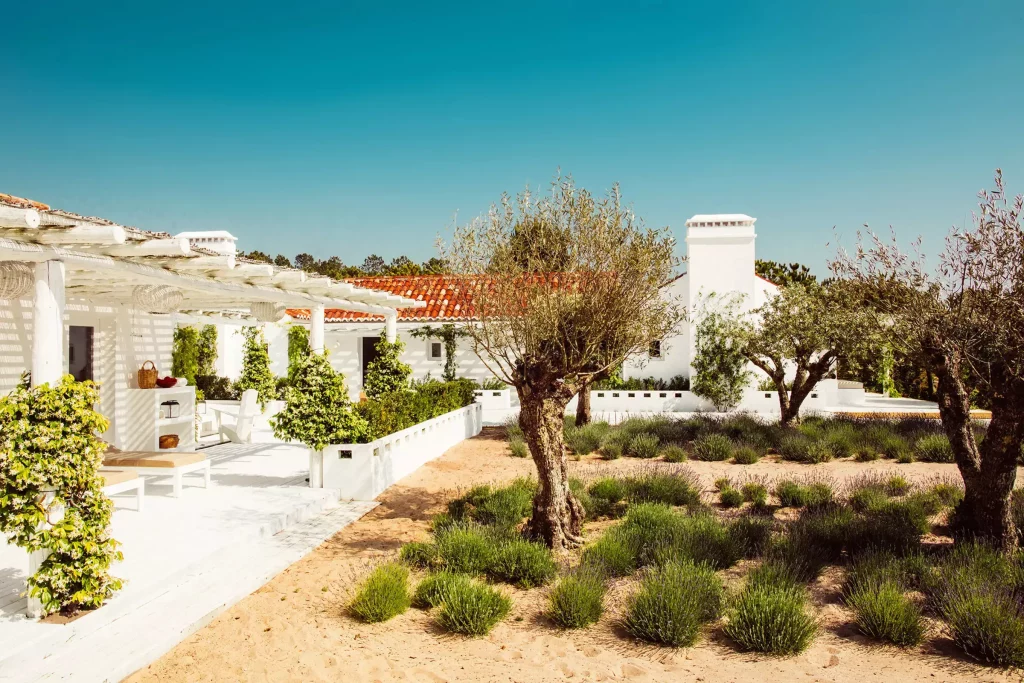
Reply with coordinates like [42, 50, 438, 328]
[288, 274, 484, 322]
[0, 193, 49, 211]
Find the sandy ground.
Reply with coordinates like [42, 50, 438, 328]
[127, 430, 1015, 683]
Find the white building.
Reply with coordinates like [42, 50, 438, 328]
[0, 192, 420, 444]
[284, 213, 778, 390]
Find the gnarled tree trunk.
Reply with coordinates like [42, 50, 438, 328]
[575, 379, 591, 426]
[517, 384, 585, 551]
[935, 355, 1021, 552]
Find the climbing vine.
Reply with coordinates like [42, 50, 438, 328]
[287, 324, 311, 382]
[172, 324, 218, 384]
[364, 331, 412, 398]
[235, 326, 277, 409]
[410, 324, 470, 382]
[0, 376, 122, 615]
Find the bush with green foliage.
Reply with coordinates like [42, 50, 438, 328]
[719, 487, 744, 508]
[740, 482, 768, 508]
[588, 477, 628, 518]
[661, 444, 687, 463]
[235, 326, 278, 409]
[846, 579, 924, 646]
[929, 542, 1024, 667]
[565, 422, 610, 455]
[355, 378, 476, 441]
[915, 434, 955, 463]
[434, 525, 498, 575]
[489, 539, 557, 587]
[774, 479, 807, 508]
[733, 446, 761, 464]
[195, 374, 237, 400]
[399, 541, 437, 568]
[363, 331, 412, 398]
[509, 438, 529, 458]
[730, 516, 774, 558]
[414, 570, 471, 608]
[600, 440, 623, 460]
[691, 308, 751, 411]
[848, 499, 930, 556]
[624, 467, 703, 508]
[692, 434, 733, 462]
[271, 351, 369, 450]
[0, 377, 122, 615]
[581, 531, 637, 577]
[435, 580, 512, 636]
[628, 433, 660, 459]
[447, 479, 535, 530]
[548, 568, 606, 629]
[725, 581, 817, 655]
[624, 560, 723, 647]
[349, 563, 411, 623]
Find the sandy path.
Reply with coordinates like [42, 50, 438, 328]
[127, 430, 1013, 683]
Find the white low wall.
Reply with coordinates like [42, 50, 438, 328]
[474, 388, 511, 410]
[316, 403, 483, 500]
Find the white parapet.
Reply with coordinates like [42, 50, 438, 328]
[317, 403, 483, 500]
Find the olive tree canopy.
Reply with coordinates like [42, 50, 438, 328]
[440, 176, 683, 549]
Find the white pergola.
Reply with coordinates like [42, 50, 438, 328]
[0, 196, 422, 386]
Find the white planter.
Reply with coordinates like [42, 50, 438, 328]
[317, 403, 483, 500]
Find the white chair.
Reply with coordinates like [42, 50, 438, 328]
[209, 389, 259, 444]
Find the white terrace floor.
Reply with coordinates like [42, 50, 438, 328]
[0, 430, 375, 683]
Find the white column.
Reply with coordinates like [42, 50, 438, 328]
[310, 304, 325, 354]
[31, 260, 66, 387]
[385, 312, 397, 343]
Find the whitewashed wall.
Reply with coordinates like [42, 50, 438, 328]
[0, 296, 174, 443]
[323, 322, 494, 397]
[215, 320, 290, 380]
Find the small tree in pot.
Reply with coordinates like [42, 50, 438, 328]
[271, 351, 368, 451]
[441, 176, 683, 550]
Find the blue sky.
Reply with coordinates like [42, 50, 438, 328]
[2, 1, 1022, 275]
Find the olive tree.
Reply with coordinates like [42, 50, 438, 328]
[441, 177, 683, 550]
[729, 282, 881, 425]
[833, 170, 1024, 551]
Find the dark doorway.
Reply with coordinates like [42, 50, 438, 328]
[69, 326, 94, 382]
[361, 336, 381, 383]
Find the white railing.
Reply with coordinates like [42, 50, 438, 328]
[314, 403, 483, 500]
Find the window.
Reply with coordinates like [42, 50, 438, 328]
[648, 340, 662, 358]
[429, 341, 443, 360]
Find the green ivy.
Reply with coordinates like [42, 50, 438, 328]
[0, 376, 122, 615]
[197, 325, 218, 376]
[364, 331, 412, 398]
[235, 326, 277, 410]
[172, 324, 218, 385]
[271, 351, 369, 450]
[410, 324, 470, 382]
[692, 310, 751, 411]
[287, 325, 311, 382]
[171, 326, 199, 383]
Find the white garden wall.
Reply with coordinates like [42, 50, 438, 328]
[315, 403, 483, 500]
